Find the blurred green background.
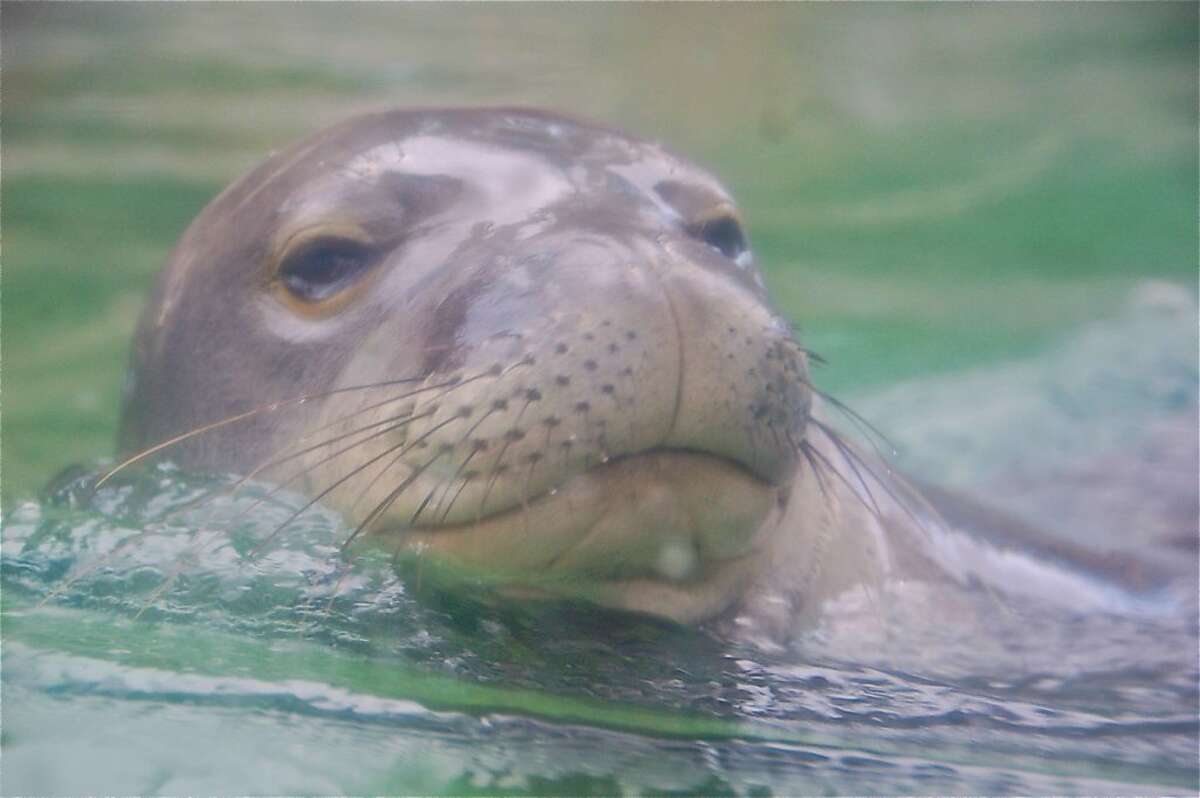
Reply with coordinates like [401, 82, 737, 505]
[3, 2, 1196, 504]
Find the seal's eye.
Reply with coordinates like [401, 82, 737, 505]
[278, 238, 372, 303]
[696, 216, 748, 261]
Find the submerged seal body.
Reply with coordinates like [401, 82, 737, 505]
[117, 109, 956, 625]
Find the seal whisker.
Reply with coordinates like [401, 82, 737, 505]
[322, 563, 357, 614]
[436, 467, 475, 526]
[796, 420, 883, 520]
[220, 409, 440, 545]
[430, 379, 532, 523]
[521, 419, 556, 522]
[798, 440, 831, 503]
[298, 368, 490, 446]
[131, 390, 443, 525]
[765, 420, 786, 462]
[329, 460, 446, 611]
[475, 393, 535, 522]
[430, 446, 477, 522]
[37, 527, 161, 607]
[519, 454, 537, 538]
[96, 375, 438, 488]
[134, 568, 183, 621]
[247, 436, 413, 558]
[777, 322, 823, 357]
[246, 414, 463, 560]
[134, 525, 227, 620]
[183, 407, 433, 519]
[799, 428, 881, 520]
[781, 337, 827, 367]
[428, 405, 503, 522]
[810, 418, 935, 537]
[339, 447, 450, 553]
[343, 412, 466, 519]
[799, 420, 883, 520]
[106, 367, 503, 497]
[408, 483, 442, 528]
[806, 382, 897, 459]
[126, 370, 495, 528]
[344, 430, 429, 516]
[409, 355, 540, 524]
[477, 457, 506, 524]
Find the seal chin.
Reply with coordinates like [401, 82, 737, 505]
[383, 449, 788, 622]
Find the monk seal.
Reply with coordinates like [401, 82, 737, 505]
[112, 108, 1124, 629]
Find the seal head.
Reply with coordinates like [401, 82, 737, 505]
[121, 108, 814, 623]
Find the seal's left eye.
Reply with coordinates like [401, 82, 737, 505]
[279, 238, 372, 303]
[697, 216, 748, 261]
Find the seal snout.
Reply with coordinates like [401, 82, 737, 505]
[370, 237, 811, 534]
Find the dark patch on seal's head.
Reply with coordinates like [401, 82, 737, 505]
[422, 272, 488, 377]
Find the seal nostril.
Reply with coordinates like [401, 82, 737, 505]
[555, 375, 570, 386]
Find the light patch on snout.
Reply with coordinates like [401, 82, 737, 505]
[656, 538, 699, 581]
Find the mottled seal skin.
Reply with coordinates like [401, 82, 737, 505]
[115, 109, 964, 626]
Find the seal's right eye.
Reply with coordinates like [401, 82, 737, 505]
[278, 238, 373, 303]
[697, 216, 748, 261]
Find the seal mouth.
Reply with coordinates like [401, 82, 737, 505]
[384, 447, 784, 611]
[414, 445, 776, 528]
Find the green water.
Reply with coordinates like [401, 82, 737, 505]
[2, 3, 1197, 795]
